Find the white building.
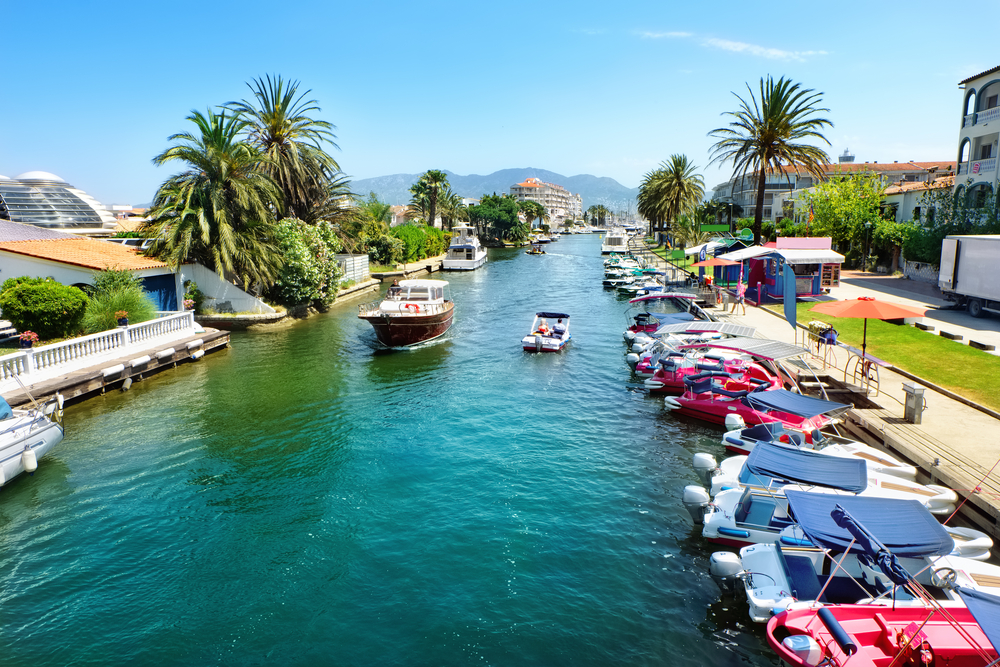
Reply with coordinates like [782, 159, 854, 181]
[509, 178, 583, 225]
[956, 65, 1000, 204]
[0, 172, 118, 236]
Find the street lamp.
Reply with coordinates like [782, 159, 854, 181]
[863, 222, 872, 272]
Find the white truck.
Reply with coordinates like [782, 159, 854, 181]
[939, 234, 1000, 318]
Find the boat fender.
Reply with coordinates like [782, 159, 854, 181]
[21, 446, 38, 474]
[717, 527, 751, 539]
[817, 607, 857, 656]
[404, 303, 421, 313]
[780, 635, 824, 667]
[693, 453, 718, 486]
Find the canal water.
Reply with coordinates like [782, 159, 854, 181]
[0, 235, 774, 666]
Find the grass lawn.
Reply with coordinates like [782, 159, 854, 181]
[769, 302, 1000, 411]
[646, 245, 695, 270]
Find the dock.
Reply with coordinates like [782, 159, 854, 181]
[2, 328, 230, 408]
[370, 255, 445, 281]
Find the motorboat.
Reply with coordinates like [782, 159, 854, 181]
[526, 243, 546, 255]
[0, 393, 64, 487]
[721, 422, 918, 481]
[627, 321, 758, 376]
[686, 443, 961, 549]
[358, 279, 454, 347]
[715, 492, 996, 625]
[645, 352, 776, 396]
[521, 312, 571, 352]
[442, 222, 487, 270]
[623, 293, 707, 342]
[601, 227, 629, 254]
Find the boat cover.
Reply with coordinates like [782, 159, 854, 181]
[745, 442, 868, 493]
[648, 312, 696, 324]
[0, 396, 11, 421]
[785, 490, 955, 557]
[628, 293, 697, 304]
[678, 337, 809, 361]
[536, 312, 570, 319]
[743, 389, 851, 418]
[957, 587, 1000, 652]
[655, 321, 757, 338]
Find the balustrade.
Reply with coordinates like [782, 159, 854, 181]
[978, 107, 1000, 124]
[971, 157, 997, 175]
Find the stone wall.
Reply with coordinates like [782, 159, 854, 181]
[337, 254, 370, 284]
[903, 260, 939, 284]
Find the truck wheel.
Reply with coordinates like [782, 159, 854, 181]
[968, 298, 985, 318]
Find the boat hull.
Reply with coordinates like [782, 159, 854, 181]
[0, 418, 63, 485]
[360, 305, 454, 347]
[442, 253, 487, 270]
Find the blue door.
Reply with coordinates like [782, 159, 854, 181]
[141, 274, 177, 311]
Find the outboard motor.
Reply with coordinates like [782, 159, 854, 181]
[625, 352, 641, 369]
[724, 414, 746, 431]
[692, 453, 718, 486]
[534, 335, 543, 352]
[709, 551, 745, 595]
[682, 485, 711, 525]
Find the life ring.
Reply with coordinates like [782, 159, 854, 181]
[403, 303, 420, 313]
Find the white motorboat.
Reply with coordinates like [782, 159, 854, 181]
[522, 312, 571, 352]
[710, 491, 999, 623]
[601, 228, 629, 254]
[442, 223, 487, 270]
[718, 423, 918, 480]
[0, 393, 64, 487]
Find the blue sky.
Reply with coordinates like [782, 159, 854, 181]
[0, 0, 992, 206]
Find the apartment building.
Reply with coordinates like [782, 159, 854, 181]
[956, 65, 1000, 204]
[509, 178, 583, 224]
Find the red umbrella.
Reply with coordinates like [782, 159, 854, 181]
[809, 296, 927, 358]
[690, 257, 739, 268]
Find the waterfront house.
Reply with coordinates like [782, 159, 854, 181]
[956, 65, 1000, 204]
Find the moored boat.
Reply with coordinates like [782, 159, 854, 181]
[0, 393, 64, 487]
[442, 222, 487, 270]
[358, 279, 454, 347]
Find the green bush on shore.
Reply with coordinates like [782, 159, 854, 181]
[0, 279, 89, 340]
[391, 224, 448, 262]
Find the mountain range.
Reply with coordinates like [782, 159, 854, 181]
[349, 168, 640, 210]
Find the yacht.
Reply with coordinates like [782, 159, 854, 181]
[601, 227, 629, 254]
[442, 223, 487, 270]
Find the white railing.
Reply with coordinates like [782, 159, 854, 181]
[0, 312, 196, 391]
[964, 114, 976, 127]
[971, 158, 997, 175]
[977, 107, 1000, 124]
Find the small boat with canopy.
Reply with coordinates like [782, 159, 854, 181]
[522, 312, 571, 352]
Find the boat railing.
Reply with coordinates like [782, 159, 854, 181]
[358, 300, 451, 317]
[0, 311, 197, 393]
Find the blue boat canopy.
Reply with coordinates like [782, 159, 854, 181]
[0, 396, 11, 421]
[742, 389, 851, 418]
[785, 490, 955, 557]
[744, 441, 868, 493]
[957, 587, 1000, 652]
[536, 312, 570, 319]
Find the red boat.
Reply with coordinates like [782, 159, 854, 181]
[644, 354, 772, 395]
[358, 279, 454, 347]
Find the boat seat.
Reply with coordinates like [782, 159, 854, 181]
[689, 379, 715, 395]
[775, 544, 824, 602]
[743, 423, 782, 442]
[696, 362, 724, 371]
[733, 488, 754, 524]
[778, 433, 805, 447]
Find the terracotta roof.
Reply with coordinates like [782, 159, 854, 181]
[883, 175, 955, 195]
[772, 161, 956, 176]
[0, 238, 167, 271]
[960, 66, 1000, 85]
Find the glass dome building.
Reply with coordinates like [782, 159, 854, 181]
[0, 172, 117, 234]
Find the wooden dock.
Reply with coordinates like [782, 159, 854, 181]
[2, 329, 230, 408]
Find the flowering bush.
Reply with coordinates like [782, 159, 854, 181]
[19, 331, 39, 342]
[267, 218, 344, 308]
[183, 299, 195, 310]
[115, 310, 129, 319]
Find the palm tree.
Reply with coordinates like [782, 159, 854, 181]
[520, 200, 545, 228]
[411, 170, 449, 228]
[438, 188, 468, 230]
[708, 76, 833, 245]
[142, 108, 283, 289]
[226, 75, 341, 222]
[637, 155, 705, 246]
[408, 179, 430, 222]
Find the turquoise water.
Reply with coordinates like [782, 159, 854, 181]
[0, 236, 773, 666]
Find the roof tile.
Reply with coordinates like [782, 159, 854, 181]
[0, 238, 167, 271]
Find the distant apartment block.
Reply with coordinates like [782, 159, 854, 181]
[509, 177, 583, 223]
[711, 152, 955, 221]
[956, 65, 1000, 204]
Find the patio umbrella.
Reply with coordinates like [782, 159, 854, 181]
[809, 296, 927, 359]
[690, 257, 739, 268]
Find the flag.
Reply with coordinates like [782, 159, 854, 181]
[783, 261, 797, 331]
[807, 205, 814, 231]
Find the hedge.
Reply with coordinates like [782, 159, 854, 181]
[0, 280, 89, 340]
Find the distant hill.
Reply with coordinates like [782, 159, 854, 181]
[349, 168, 639, 210]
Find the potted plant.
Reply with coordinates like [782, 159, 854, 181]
[115, 310, 129, 327]
[183, 298, 195, 310]
[19, 331, 39, 349]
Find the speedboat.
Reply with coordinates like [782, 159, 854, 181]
[622, 293, 706, 341]
[721, 422, 918, 481]
[358, 279, 454, 347]
[0, 393, 64, 487]
[645, 353, 776, 396]
[714, 491, 996, 625]
[627, 321, 758, 375]
[522, 312, 571, 352]
[441, 222, 487, 270]
[685, 443, 961, 548]
[526, 243, 546, 255]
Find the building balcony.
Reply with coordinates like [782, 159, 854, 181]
[966, 107, 1000, 128]
[972, 158, 997, 175]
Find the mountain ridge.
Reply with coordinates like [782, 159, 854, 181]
[350, 168, 639, 210]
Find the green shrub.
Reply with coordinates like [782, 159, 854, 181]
[91, 267, 144, 294]
[82, 285, 157, 333]
[183, 280, 205, 312]
[267, 218, 345, 308]
[390, 224, 448, 262]
[0, 281, 89, 340]
[1, 275, 46, 295]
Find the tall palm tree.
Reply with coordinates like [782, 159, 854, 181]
[408, 179, 430, 222]
[226, 75, 341, 222]
[142, 108, 283, 289]
[415, 170, 449, 228]
[708, 76, 832, 245]
[638, 155, 704, 245]
[520, 200, 545, 228]
[438, 188, 468, 230]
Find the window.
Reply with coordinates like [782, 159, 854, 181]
[981, 144, 993, 160]
[988, 95, 998, 109]
[913, 206, 921, 220]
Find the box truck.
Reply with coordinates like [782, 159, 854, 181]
[939, 235, 1000, 318]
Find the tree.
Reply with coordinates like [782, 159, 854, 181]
[409, 170, 449, 229]
[903, 179, 1000, 264]
[637, 155, 705, 245]
[520, 200, 547, 228]
[142, 108, 283, 289]
[225, 75, 342, 223]
[587, 204, 611, 227]
[709, 76, 833, 245]
[438, 187, 468, 230]
[469, 193, 526, 243]
[798, 170, 887, 262]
